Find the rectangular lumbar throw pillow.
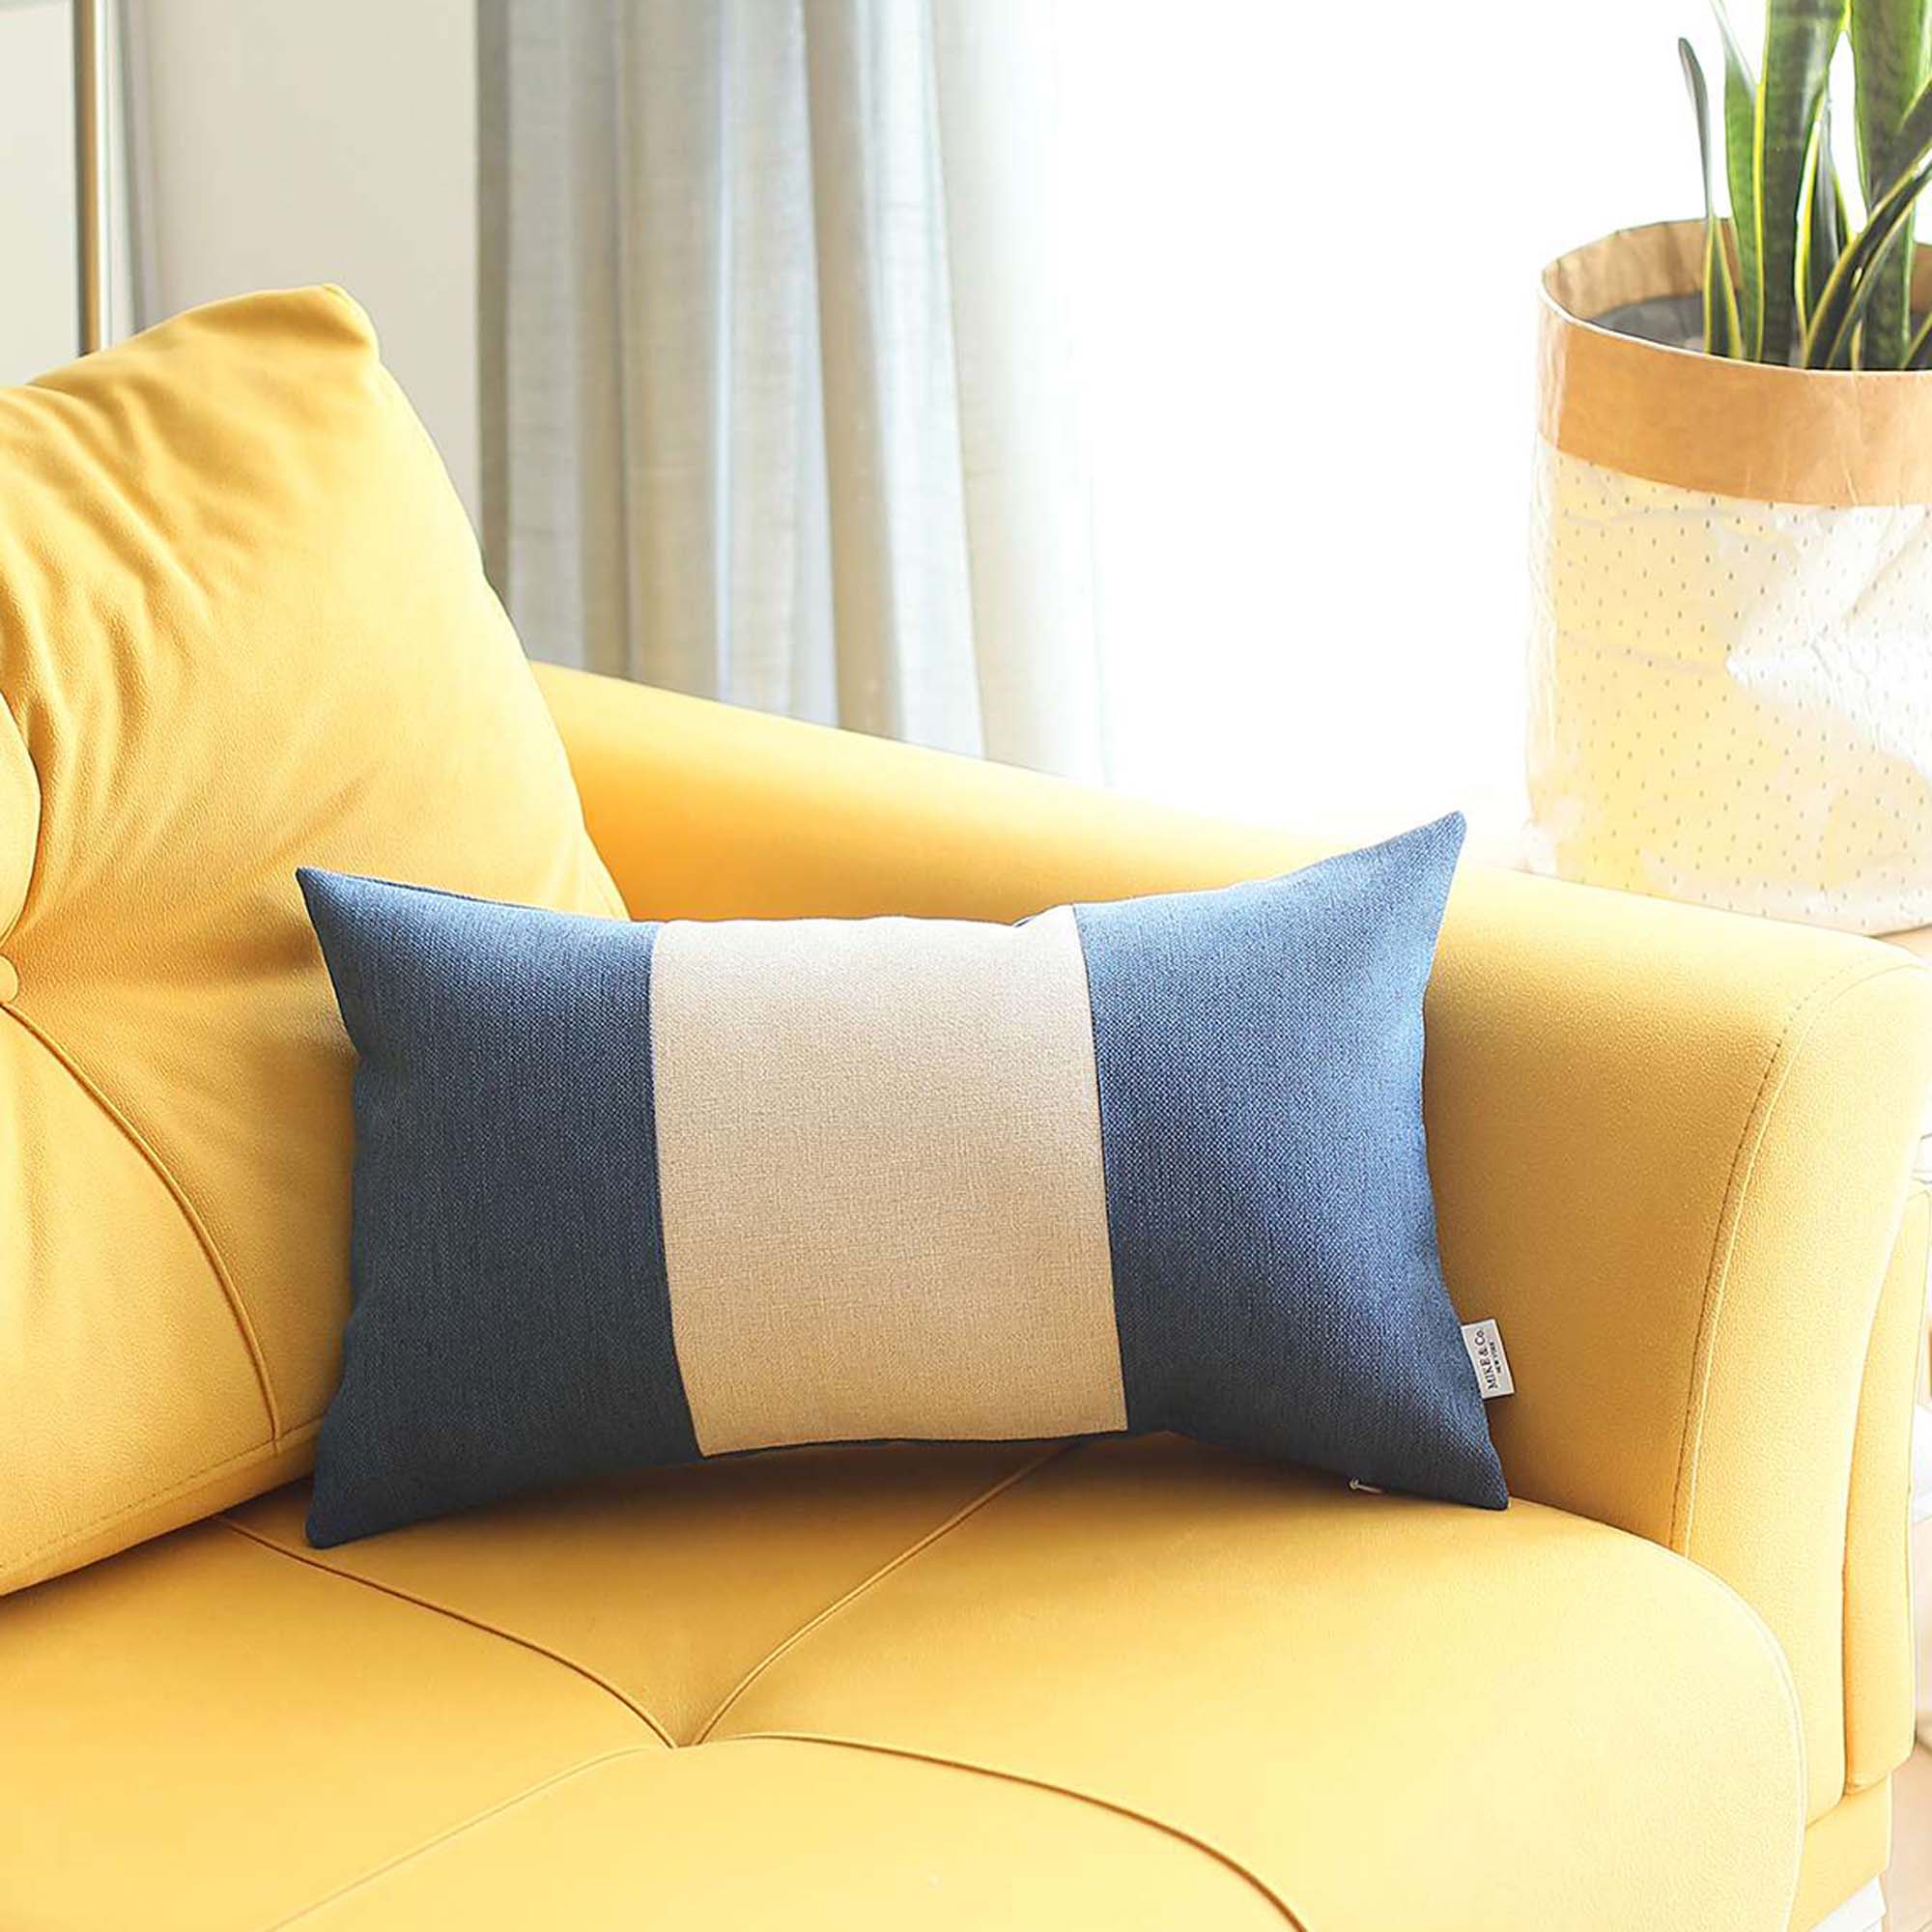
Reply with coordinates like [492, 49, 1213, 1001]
[298, 813, 1505, 1546]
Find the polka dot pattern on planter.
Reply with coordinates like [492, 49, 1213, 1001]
[1526, 439, 1932, 933]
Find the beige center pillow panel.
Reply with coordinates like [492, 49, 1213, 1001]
[0, 290, 621, 1594]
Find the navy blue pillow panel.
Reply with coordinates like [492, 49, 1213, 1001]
[298, 811, 1504, 1546]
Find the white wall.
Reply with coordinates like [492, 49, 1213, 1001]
[127, 0, 480, 520]
[1056, 0, 1783, 838]
[0, 0, 78, 383]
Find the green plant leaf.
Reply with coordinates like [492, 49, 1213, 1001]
[1713, 0, 1766, 352]
[1844, 63, 1932, 357]
[1851, 0, 1932, 363]
[1798, 96, 1849, 329]
[1878, 55, 1932, 161]
[1906, 299, 1932, 360]
[1759, 0, 1850, 362]
[1802, 140, 1932, 362]
[1684, 39, 1747, 355]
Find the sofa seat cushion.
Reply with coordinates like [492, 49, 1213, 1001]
[0, 1436, 1802, 1930]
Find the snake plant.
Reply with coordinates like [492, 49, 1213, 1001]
[1679, 0, 1932, 366]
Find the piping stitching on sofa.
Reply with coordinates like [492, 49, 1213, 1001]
[266, 1745, 668, 1928]
[730, 1730, 1307, 1927]
[218, 1516, 677, 1747]
[691, 1440, 1078, 1744]
[1670, 957, 1922, 1558]
[265, 1733, 1303, 1929]
[1837, 1184, 1931, 1797]
[4, 1421, 319, 1582]
[3, 1000, 282, 1443]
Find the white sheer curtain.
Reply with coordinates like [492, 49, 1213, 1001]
[483, 0, 1750, 838]
[479, 0, 1102, 777]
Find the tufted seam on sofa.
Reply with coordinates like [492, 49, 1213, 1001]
[690, 1441, 1077, 1745]
[1, 1000, 282, 1440]
[266, 1744, 667, 1928]
[1669, 956, 1921, 1558]
[731, 1731, 1307, 1927]
[218, 1517, 677, 1747]
[4, 1423, 318, 1581]
[265, 1733, 1303, 1929]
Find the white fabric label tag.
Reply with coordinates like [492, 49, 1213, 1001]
[1461, 1320, 1515, 1400]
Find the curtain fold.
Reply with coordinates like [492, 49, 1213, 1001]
[479, 0, 1102, 778]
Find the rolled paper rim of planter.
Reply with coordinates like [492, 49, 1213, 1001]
[1539, 218, 1932, 507]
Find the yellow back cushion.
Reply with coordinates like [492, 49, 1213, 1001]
[0, 290, 620, 1593]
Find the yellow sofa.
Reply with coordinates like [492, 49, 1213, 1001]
[1, 292, 1928, 1929]
[0, 661, 1922, 1928]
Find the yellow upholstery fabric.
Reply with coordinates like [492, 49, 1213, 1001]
[0, 1504, 642, 1930]
[0, 605, 1923, 1928]
[1843, 1187, 1932, 1793]
[1, 1439, 1803, 1930]
[0, 297, 618, 1595]
[1788, 1786, 1892, 1932]
[539, 663, 1932, 1837]
[293, 1744, 1290, 1931]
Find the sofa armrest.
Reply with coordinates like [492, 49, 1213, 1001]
[537, 662, 1932, 1822]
